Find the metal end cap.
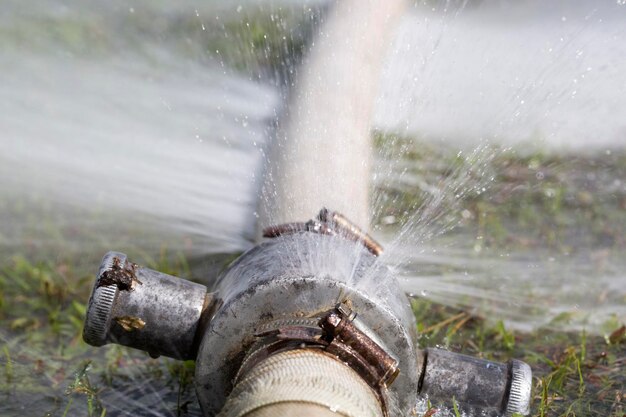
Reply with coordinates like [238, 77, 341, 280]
[82, 252, 125, 346]
[506, 360, 532, 416]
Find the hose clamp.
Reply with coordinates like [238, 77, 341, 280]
[262, 208, 383, 256]
[235, 304, 399, 416]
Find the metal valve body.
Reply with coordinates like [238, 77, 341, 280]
[83, 211, 532, 417]
[195, 233, 420, 415]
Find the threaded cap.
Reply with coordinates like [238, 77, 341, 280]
[506, 359, 532, 416]
[83, 252, 124, 346]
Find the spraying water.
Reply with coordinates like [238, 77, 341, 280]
[377, 0, 626, 150]
[373, 0, 626, 331]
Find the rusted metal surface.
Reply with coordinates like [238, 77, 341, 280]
[114, 315, 146, 332]
[318, 208, 384, 256]
[262, 208, 384, 256]
[97, 255, 142, 291]
[261, 222, 310, 237]
[321, 309, 399, 387]
[240, 308, 400, 393]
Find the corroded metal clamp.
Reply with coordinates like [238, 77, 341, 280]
[235, 304, 400, 415]
[243, 305, 401, 389]
[320, 305, 399, 388]
[263, 207, 384, 256]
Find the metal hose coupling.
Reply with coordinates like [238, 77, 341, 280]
[83, 252, 213, 360]
[82, 209, 532, 417]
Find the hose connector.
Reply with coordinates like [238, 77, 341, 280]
[418, 348, 532, 416]
[81, 211, 533, 417]
[83, 252, 211, 360]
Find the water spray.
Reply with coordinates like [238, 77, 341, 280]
[83, 208, 532, 417]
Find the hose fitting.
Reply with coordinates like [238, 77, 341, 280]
[83, 252, 211, 360]
[82, 210, 532, 416]
[418, 348, 532, 416]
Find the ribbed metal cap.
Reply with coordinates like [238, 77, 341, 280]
[82, 252, 124, 346]
[506, 359, 532, 416]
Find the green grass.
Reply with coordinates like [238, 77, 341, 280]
[0, 253, 205, 416]
[373, 131, 626, 253]
[412, 299, 625, 417]
[371, 133, 625, 415]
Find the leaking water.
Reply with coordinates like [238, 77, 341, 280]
[1, 0, 625, 416]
